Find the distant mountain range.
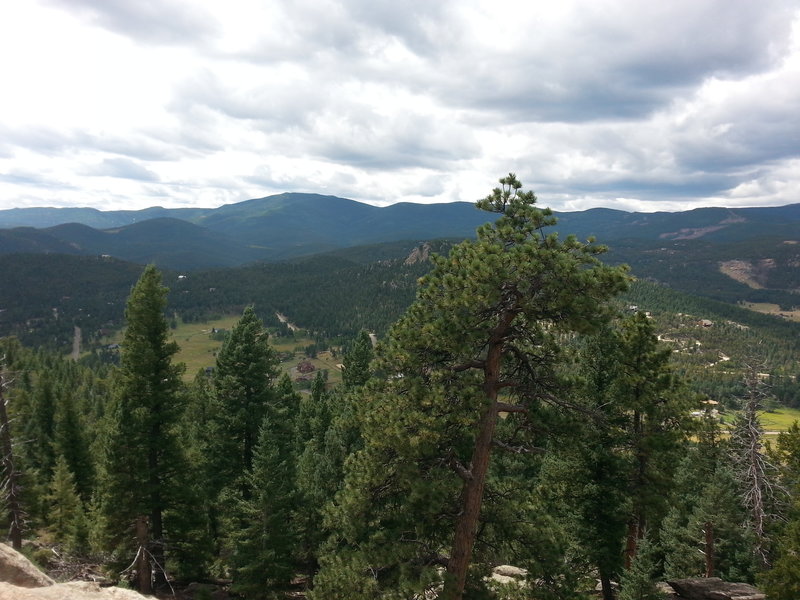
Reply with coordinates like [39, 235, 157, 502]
[1, 193, 799, 275]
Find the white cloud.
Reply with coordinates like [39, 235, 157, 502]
[0, 0, 799, 212]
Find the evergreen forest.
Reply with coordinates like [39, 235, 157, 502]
[2, 176, 800, 599]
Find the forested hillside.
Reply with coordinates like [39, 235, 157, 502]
[1, 181, 800, 599]
[2, 178, 800, 599]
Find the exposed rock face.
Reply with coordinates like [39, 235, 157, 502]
[404, 242, 431, 265]
[0, 544, 54, 588]
[0, 544, 150, 600]
[0, 581, 150, 600]
[667, 577, 765, 600]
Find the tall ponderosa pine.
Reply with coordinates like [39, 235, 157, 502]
[313, 175, 629, 600]
[210, 306, 279, 492]
[93, 265, 188, 589]
[661, 419, 756, 582]
[204, 306, 280, 578]
[296, 334, 373, 578]
[610, 313, 694, 570]
[230, 374, 299, 598]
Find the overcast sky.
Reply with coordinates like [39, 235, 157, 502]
[1, 0, 799, 212]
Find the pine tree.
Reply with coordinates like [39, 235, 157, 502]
[760, 503, 800, 600]
[46, 455, 87, 553]
[760, 422, 800, 598]
[342, 330, 373, 389]
[618, 534, 665, 600]
[92, 265, 188, 590]
[203, 306, 281, 577]
[210, 306, 279, 494]
[230, 373, 299, 598]
[23, 373, 57, 476]
[53, 386, 93, 502]
[313, 175, 629, 599]
[295, 370, 333, 574]
[614, 313, 695, 570]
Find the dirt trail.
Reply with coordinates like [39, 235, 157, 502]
[276, 312, 300, 332]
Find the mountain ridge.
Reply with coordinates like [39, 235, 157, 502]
[0, 193, 798, 270]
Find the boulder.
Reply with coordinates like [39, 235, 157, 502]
[0, 581, 150, 599]
[0, 544, 150, 600]
[492, 565, 528, 579]
[667, 577, 765, 600]
[0, 544, 54, 588]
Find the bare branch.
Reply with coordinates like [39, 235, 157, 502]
[492, 439, 545, 455]
[449, 458, 473, 481]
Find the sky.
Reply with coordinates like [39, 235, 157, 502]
[1, 1, 799, 213]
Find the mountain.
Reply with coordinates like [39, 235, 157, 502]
[0, 219, 260, 270]
[0, 193, 799, 277]
[0, 193, 500, 267]
[0, 205, 208, 229]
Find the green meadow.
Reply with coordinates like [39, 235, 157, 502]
[168, 314, 343, 384]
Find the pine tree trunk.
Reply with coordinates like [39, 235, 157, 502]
[136, 516, 152, 594]
[148, 420, 167, 589]
[599, 571, 615, 600]
[704, 521, 714, 577]
[442, 404, 499, 600]
[624, 519, 638, 570]
[441, 311, 511, 600]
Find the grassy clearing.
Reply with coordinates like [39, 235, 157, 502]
[701, 407, 798, 440]
[758, 406, 800, 432]
[169, 315, 241, 378]
[741, 302, 800, 322]
[169, 314, 343, 384]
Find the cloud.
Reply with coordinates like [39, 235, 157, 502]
[87, 158, 161, 182]
[0, 0, 799, 212]
[44, 0, 219, 45]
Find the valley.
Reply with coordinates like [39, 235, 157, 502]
[1, 193, 799, 598]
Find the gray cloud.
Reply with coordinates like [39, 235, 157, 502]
[2, 0, 799, 211]
[0, 169, 77, 190]
[426, 1, 796, 123]
[45, 0, 219, 45]
[88, 158, 161, 182]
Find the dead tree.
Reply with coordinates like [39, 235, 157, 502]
[730, 358, 780, 569]
[0, 366, 24, 550]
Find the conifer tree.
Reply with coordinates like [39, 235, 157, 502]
[201, 306, 281, 577]
[24, 373, 57, 476]
[342, 330, 373, 389]
[210, 306, 279, 494]
[53, 386, 93, 502]
[47, 455, 87, 553]
[229, 373, 299, 598]
[313, 175, 629, 600]
[618, 534, 664, 600]
[295, 370, 332, 573]
[760, 422, 800, 598]
[93, 265, 189, 589]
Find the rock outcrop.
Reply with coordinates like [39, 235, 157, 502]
[0, 544, 54, 588]
[667, 577, 765, 600]
[0, 544, 150, 600]
[0, 581, 149, 600]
